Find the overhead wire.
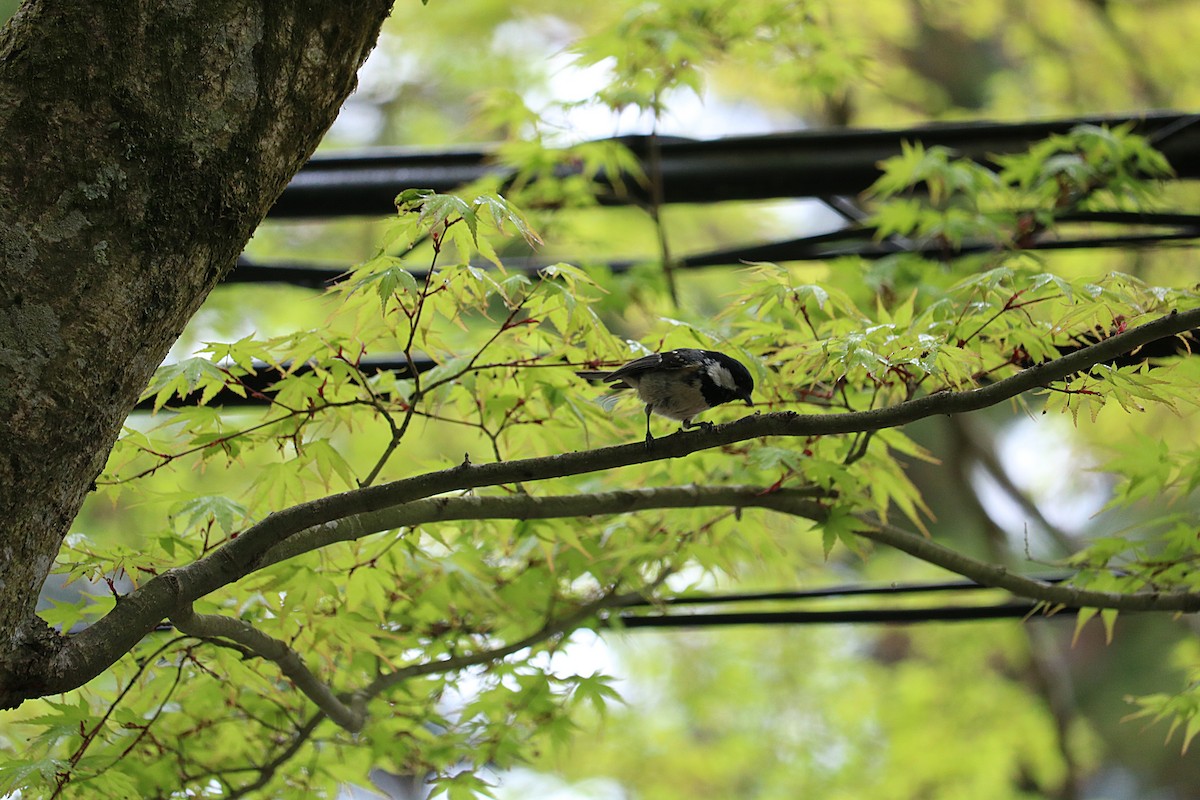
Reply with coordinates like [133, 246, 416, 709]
[225, 214, 1200, 291]
[264, 111, 1200, 218]
[600, 576, 1080, 630]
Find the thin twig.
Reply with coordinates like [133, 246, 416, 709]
[361, 226, 450, 486]
[363, 591, 633, 698]
[50, 637, 190, 798]
[99, 400, 369, 485]
[226, 712, 326, 800]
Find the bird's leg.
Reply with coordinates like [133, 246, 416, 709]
[681, 418, 714, 433]
[644, 405, 655, 447]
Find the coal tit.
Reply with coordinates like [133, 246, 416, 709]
[577, 348, 755, 444]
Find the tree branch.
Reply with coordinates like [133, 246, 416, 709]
[261, 485, 830, 566]
[34, 306, 1200, 704]
[268, 484, 1196, 614]
[170, 606, 365, 732]
[849, 516, 1200, 613]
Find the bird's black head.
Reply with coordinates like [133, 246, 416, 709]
[698, 350, 754, 408]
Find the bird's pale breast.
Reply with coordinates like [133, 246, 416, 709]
[631, 372, 710, 421]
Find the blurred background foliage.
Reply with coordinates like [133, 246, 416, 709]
[20, 0, 1200, 798]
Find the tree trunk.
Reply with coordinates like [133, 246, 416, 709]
[0, 1, 393, 708]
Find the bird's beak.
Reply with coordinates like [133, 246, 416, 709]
[742, 394, 754, 407]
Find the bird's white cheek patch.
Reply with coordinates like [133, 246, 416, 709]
[707, 363, 736, 390]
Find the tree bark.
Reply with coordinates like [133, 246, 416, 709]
[0, 1, 393, 708]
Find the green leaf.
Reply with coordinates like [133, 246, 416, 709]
[351, 259, 419, 303]
[473, 193, 543, 247]
[432, 769, 496, 800]
[571, 673, 624, 716]
[169, 495, 248, 536]
[0, 755, 64, 796]
[142, 357, 231, 411]
[304, 439, 357, 489]
[820, 506, 866, 559]
[395, 187, 436, 209]
[420, 194, 475, 239]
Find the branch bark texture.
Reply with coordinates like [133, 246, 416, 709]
[0, 1, 394, 706]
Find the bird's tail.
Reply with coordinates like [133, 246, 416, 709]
[576, 370, 629, 411]
[594, 392, 628, 412]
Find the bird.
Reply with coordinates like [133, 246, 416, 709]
[577, 348, 755, 444]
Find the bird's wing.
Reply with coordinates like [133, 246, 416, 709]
[575, 370, 617, 382]
[607, 350, 701, 382]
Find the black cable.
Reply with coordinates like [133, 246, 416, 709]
[601, 577, 1077, 629]
[131, 355, 438, 411]
[225, 260, 345, 288]
[1056, 211, 1200, 226]
[267, 111, 1200, 218]
[605, 602, 1076, 629]
[624, 575, 1069, 607]
[1148, 113, 1200, 146]
[225, 221, 1200, 290]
